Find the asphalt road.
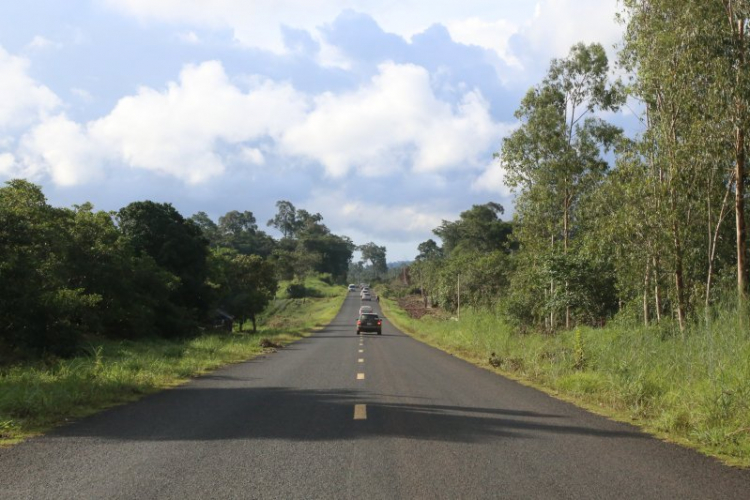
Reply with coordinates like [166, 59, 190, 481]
[2, 292, 750, 499]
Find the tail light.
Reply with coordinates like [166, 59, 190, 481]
[377, 320, 382, 325]
[357, 320, 361, 325]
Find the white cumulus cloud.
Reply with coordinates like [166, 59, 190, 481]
[520, 0, 622, 59]
[19, 60, 308, 185]
[20, 114, 106, 186]
[0, 46, 61, 130]
[99, 0, 621, 72]
[0, 152, 17, 176]
[14, 59, 508, 188]
[100, 0, 348, 53]
[281, 62, 502, 177]
[309, 187, 453, 245]
[446, 17, 520, 67]
[472, 160, 512, 196]
[89, 60, 307, 183]
[238, 146, 265, 165]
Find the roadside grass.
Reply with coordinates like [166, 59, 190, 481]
[0, 278, 346, 446]
[380, 297, 750, 468]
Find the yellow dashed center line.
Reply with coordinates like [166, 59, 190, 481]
[354, 404, 367, 420]
[358, 358, 364, 363]
[358, 349, 364, 353]
[357, 373, 365, 380]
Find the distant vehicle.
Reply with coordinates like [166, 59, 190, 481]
[348, 284, 357, 291]
[361, 292, 372, 301]
[359, 305, 373, 315]
[357, 313, 382, 335]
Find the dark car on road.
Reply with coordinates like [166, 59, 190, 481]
[356, 313, 382, 335]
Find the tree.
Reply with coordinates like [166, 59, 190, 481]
[190, 211, 220, 247]
[499, 42, 623, 330]
[267, 200, 297, 238]
[118, 201, 211, 328]
[227, 254, 278, 332]
[219, 210, 257, 237]
[358, 242, 388, 280]
[1, 180, 70, 354]
[416, 239, 443, 261]
[0, 181, 106, 355]
[433, 202, 513, 255]
[294, 209, 326, 237]
[621, 0, 746, 329]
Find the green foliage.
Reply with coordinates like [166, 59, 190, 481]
[275, 274, 343, 300]
[409, 202, 515, 314]
[284, 282, 309, 299]
[209, 248, 278, 332]
[498, 42, 623, 330]
[415, 239, 442, 261]
[118, 200, 211, 329]
[264, 201, 355, 284]
[266, 200, 297, 238]
[0, 182, 348, 359]
[434, 202, 513, 255]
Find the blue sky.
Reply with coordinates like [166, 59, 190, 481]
[0, 0, 625, 260]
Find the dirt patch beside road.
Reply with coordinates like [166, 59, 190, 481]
[397, 295, 448, 320]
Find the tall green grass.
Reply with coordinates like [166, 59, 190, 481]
[0, 281, 346, 446]
[381, 298, 750, 467]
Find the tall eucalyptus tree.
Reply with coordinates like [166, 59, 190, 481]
[499, 42, 622, 330]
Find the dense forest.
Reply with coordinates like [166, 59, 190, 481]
[0, 182, 369, 358]
[408, 1, 750, 334]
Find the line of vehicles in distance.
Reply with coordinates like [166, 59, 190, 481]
[349, 283, 382, 335]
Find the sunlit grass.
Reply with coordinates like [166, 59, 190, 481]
[381, 298, 750, 467]
[0, 284, 346, 446]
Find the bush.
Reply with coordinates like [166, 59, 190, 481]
[285, 283, 307, 298]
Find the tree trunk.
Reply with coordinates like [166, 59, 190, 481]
[564, 188, 571, 330]
[653, 256, 662, 324]
[724, 0, 748, 307]
[251, 313, 257, 333]
[644, 258, 650, 326]
[707, 173, 734, 308]
[672, 219, 687, 333]
[665, 90, 686, 333]
[550, 234, 555, 331]
[736, 126, 747, 303]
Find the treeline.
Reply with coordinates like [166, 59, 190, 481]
[409, 202, 514, 311]
[0, 181, 354, 357]
[411, 2, 750, 333]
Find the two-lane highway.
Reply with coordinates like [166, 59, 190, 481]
[2, 292, 750, 499]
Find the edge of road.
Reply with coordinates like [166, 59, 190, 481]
[377, 295, 750, 470]
[0, 291, 348, 448]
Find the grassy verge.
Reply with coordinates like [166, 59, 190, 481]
[0, 277, 345, 446]
[380, 297, 750, 468]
